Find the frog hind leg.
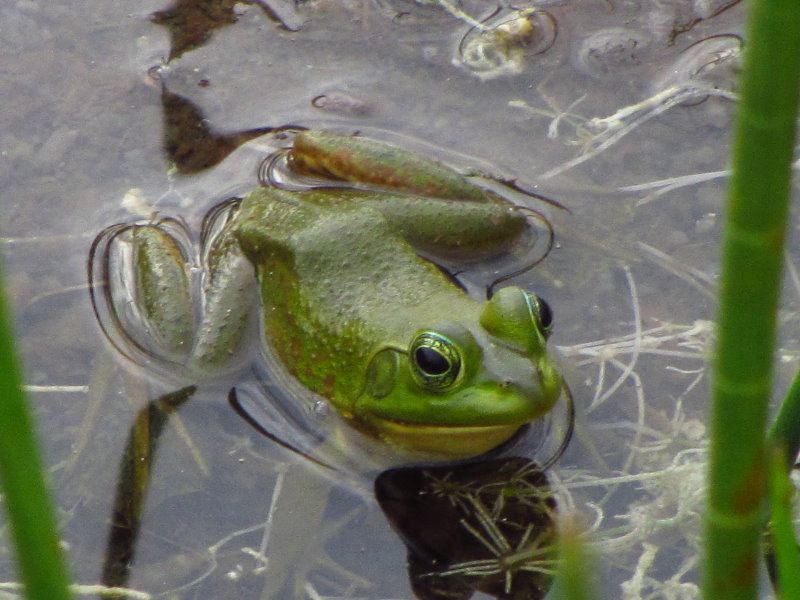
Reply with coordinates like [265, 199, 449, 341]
[89, 218, 197, 370]
[378, 196, 554, 296]
[89, 202, 258, 380]
[344, 193, 552, 291]
[292, 189, 533, 265]
[187, 199, 259, 375]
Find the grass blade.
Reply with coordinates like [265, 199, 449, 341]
[768, 367, 800, 466]
[555, 520, 592, 600]
[766, 444, 800, 599]
[0, 257, 72, 599]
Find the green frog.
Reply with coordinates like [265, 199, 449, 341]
[94, 130, 565, 459]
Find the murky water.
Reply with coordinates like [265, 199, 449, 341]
[4, 1, 797, 599]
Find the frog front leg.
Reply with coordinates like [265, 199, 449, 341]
[90, 202, 256, 379]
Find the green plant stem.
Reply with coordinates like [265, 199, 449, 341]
[556, 522, 591, 600]
[768, 366, 800, 465]
[0, 258, 72, 600]
[767, 445, 800, 599]
[703, 1, 800, 599]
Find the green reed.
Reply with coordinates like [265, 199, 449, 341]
[0, 257, 72, 599]
[768, 356, 800, 600]
[766, 444, 800, 599]
[555, 521, 592, 600]
[703, 0, 800, 599]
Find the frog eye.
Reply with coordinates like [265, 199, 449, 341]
[480, 286, 552, 353]
[409, 331, 462, 392]
[524, 292, 553, 338]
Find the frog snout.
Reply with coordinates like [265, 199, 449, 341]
[505, 370, 544, 401]
[482, 351, 561, 414]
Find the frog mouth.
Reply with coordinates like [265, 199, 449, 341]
[365, 418, 523, 459]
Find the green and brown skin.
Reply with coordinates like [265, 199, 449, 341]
[125, 131, 563, 458]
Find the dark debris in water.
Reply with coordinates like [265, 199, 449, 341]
[375, 456, 557, 600]
[151, 0, 303, 60]
[161, 84, 272, 173]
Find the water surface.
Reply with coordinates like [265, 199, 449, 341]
[3, 2, 792, 599]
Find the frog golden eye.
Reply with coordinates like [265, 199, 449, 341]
[409, 331, 462, 391]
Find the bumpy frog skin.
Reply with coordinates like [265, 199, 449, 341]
[95, 131, 564, 459]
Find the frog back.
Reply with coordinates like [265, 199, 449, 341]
[234, 188, 480, 415]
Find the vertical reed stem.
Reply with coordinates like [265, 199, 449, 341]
[703, 1, 800, 599]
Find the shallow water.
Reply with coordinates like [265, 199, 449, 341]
[4, 1, 798, 599]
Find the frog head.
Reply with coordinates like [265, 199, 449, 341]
[353, 286, 563, 459]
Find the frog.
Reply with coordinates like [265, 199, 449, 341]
[92, 130, 567, 460]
